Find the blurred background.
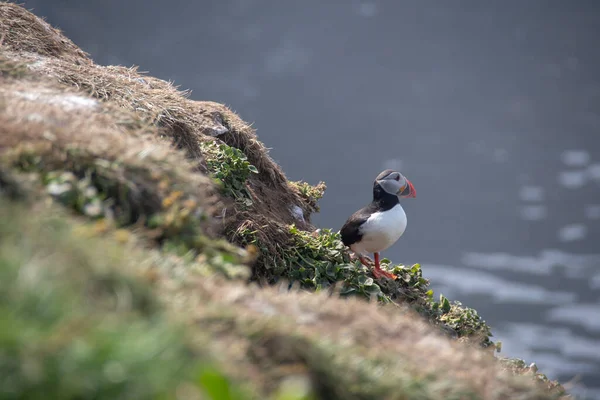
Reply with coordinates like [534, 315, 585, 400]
[17, 1, 600, 398]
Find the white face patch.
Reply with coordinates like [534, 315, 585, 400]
[378, 178, 403, 196]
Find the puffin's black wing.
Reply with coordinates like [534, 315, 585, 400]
[340, 204, 376, 247]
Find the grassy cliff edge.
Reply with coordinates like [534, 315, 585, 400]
[0, 3, 569, 399]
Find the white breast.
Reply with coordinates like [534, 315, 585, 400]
[350, 204, 407, 254]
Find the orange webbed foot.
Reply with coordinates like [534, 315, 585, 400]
[373, 252, 397, 280]
[372, 266, 397, 280]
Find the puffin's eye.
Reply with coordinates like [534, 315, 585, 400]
[394, 174, 400, 181]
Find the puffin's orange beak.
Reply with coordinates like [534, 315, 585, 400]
[399, 179, 416, 198]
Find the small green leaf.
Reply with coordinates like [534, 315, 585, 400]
[340, 287, 356, 295]
[197, 368, 232, 400]
[248, 165, 258, 173]
[441, 296, 451, 313]
[325, 263, 337, 278]
[495, 341, 503, 353]
[365, 283, 380, 293]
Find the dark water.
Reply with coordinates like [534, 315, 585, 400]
[17, 1, 600, 397]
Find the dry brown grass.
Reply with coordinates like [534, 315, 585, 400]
[164, 274, 569, 399]
[0, 1, 318, 276]
[0, 2, 88, 61]
[0, 74, 223, 243]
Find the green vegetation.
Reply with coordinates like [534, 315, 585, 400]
[201, 141, 258, 205]
[0, 199, 248, 400]
[289, 180, 326, 213]
[439, 301, 493, 344]
[0, 198, 564, 400]
[2, 142, 248, 282]
[235, 224, 493, 345]
[6, 145, 211, 250]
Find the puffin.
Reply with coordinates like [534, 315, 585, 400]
[340, 169, 416, 280]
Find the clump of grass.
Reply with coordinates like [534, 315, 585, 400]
[437, 300, 493, 346]
[289, 181, 326, 213]
[2, 146, 253, 282]
[0, 56, 28, 78]
[0, 3, 89, 60]
[0, 198, 249, 400]
[201, 141, 258, 206]
[10, 146, 161, 226]
[8, 145, 208, 246]
[43, 170, 111, 219]
[499, 358, 567, 394]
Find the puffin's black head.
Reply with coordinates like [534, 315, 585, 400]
[373, 169, 416, 199]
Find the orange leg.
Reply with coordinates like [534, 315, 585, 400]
[355, 252, 397, 280]
[357, 254, 372, 268]
[373, 252, 397, 280]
